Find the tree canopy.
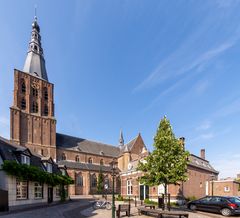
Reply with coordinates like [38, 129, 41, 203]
[137, 116, 190, 188]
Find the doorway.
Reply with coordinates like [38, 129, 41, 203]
[48, 186, 53, 203]
[139, 185, 149, 200]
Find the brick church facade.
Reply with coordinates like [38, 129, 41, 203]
[2, 17, 218, 203]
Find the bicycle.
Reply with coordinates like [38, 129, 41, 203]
[93, 200, 112, 210]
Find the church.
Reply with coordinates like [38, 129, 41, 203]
[0, 16, 218, 209]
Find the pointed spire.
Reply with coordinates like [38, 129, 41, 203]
[119, 129, 124, 147]
[23, 15, 48, 81]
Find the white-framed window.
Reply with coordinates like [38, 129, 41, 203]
[45, 163, 52, 173]
[55, 186, 60, 197]
[127, 180, 133, 195]
[21, 155, 30, 165]
[34, 182, 43, 199]
[224, 186, 230, 192]
[16, 178, 28, 199]
[61, 169, 66, 176]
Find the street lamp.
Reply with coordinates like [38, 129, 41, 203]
[110, 158, 118, 218]
[210, 174, 215, 196]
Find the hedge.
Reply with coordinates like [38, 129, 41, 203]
[2, 160, 74, 186]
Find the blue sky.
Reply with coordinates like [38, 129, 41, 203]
[0, 0, 240, 178]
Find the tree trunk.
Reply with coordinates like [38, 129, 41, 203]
[164, 183, 168, 211]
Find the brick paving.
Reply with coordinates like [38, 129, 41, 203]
[81, 202, 213, 218]
[1, 200, 239, 218]
[0, 200, 94, 218]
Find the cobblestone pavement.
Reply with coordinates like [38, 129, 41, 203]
[1, 200, 239, 218]
[0, 200, 94, 218]
[81, 203, 215, 218]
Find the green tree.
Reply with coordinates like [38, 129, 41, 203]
[137, 116, 189, 209]
[97, 168, 104, 194]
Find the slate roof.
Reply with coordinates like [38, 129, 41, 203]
[189, 154, 218, 174]
[121, 153, 218, 174]
[58, 160, 118, 173]
[0, 137, 61, 174]
[56, 133, 120, 157]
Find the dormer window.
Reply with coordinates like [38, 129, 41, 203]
[61, 169, 66, 176]
[21, 155, 30, 165]
[45, 163, 52, 173]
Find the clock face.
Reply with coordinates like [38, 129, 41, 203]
[128, 163, 132, 170]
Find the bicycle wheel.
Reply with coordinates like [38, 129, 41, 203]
[93, 202, 99, 210]
[106, 202, 112, 210]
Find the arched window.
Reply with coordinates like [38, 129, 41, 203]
[100, 159, 104, 166]
[76, 173, 83, 186]
[21, 80, 26, 93]
[44, 88, 48, 101]
[34, 45, 38, 51]
[32, 101, 38, 113]
[91, 174, 97, 187]
[88, 157, 92, 164]
[21, 98, 26, 110]
[62, 153, 66, 160]
[75, 155, 80, 162]
[32, 87, 38, 97]
[44, 104, 48, 116]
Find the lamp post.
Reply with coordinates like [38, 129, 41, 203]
[110, 158, 118, 218]
[210, 174, 215, 196]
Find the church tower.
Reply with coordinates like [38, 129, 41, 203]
[10, 16, 56, 160]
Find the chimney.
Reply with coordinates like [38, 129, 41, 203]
[179, 137, 185, 150]
[200, 149, 205, 159]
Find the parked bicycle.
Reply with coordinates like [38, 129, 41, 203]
[93, 200, 112, 210]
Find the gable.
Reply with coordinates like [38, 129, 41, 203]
[130, 134, 146, 156]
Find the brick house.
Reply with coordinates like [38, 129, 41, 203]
[119, 138, 218, 202]
[209, 177, 240, 197]
[0, 16, 219, 207]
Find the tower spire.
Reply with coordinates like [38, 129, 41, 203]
[119, 129, 124, 147]
[23, 15, 48, 81]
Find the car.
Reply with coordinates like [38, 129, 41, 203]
[187, 196, 240, 216]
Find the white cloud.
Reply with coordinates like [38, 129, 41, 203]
[200, 133, 215, 140]
[214, 97, 240, 118]
[134, 38, 237, 93]
[196, 120, 212, 131]
[194, 80, 209, 95]
[212, 153, 240, 178]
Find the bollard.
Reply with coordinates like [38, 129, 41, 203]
[135, 196, 137, 207]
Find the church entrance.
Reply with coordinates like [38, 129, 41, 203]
[139, 185, 149, 200]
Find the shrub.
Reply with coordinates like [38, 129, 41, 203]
[116, 195, 124, 201]
[144, 198, 158, 205]
[186, 196, 197, 202]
